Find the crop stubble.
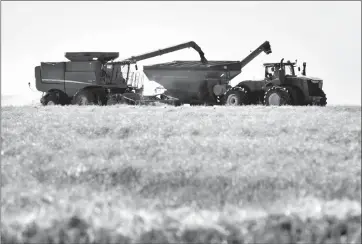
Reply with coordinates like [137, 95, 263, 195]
[1, 104, 361, 243]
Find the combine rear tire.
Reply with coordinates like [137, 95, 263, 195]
[223, 88, 249, 106]
[41, 90, 69, 106]
[41, 92, 59, 106]
[264, 86, 292, 106]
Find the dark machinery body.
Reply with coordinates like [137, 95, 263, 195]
[143, 60, 243, 104]
[233, 60, 327, 106]
[34, 39, 325, 107]
[143, 41, 273, 105]
[142, 41, 326, 106]
[35, 56, 126, 97]
[35, 41, 209, 106]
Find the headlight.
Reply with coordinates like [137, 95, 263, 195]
[319, 80, 323, 88]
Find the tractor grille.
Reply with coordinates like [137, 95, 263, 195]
[307, 81, 321, 96]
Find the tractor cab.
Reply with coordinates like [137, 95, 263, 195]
[264, 60, 297, 81]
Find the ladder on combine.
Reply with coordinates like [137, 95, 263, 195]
[126, 72, 144, 90]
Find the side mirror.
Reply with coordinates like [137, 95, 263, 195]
[271, 67, 275, 72]
[298, 67, 301, 71]
[135, 64, 138, 71]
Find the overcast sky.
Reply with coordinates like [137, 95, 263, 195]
[1, 1, 361, 105]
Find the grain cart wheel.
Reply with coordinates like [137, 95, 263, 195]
[72, 89, 97, 105]
[264, 86, 292, 106]
[224, 88, 249, 106]
[312, 88, 327, 106]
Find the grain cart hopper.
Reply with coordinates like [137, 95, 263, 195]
[230, 59, 327, 106]
[142, 41, 272, 105]
[34, 41, 208, 106]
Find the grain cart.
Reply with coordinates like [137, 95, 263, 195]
[143, 41, 272, 105]
[229, 59, 327, 106]
[35, 41, 208, 106]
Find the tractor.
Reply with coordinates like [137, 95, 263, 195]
[224, 58, 327, 106]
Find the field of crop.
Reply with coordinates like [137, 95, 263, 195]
[1, 104, 361, 244]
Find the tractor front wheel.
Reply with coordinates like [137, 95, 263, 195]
[264, 86, 292, 106]
[223, 88, 249, 106]
[312, 88, 327, 106]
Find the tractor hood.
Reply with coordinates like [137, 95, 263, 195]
[290, 75, 324, 88]
[295, 75, 323, 81]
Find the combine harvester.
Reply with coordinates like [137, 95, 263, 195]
[34, 40, 326, 106]
[35, 41, 207, 106]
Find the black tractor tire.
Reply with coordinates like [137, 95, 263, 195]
[284, 86, 304, 105]
[312, 88, 327, 106]
[223, 88, 249, 106]
[41, 92, 59, 106]
[264, 86, 292, 106]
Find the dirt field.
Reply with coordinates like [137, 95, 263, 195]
[1, 104, 361, 243]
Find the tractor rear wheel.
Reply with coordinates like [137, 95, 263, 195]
[264, 86, 292, 106]
[223, 88, 249, 106]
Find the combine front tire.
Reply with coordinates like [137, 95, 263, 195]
[223, 88, 249, 106]
[264, 86, 292, 106]
[72, 88, 107, 106]
[72, 89, 97, 105]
